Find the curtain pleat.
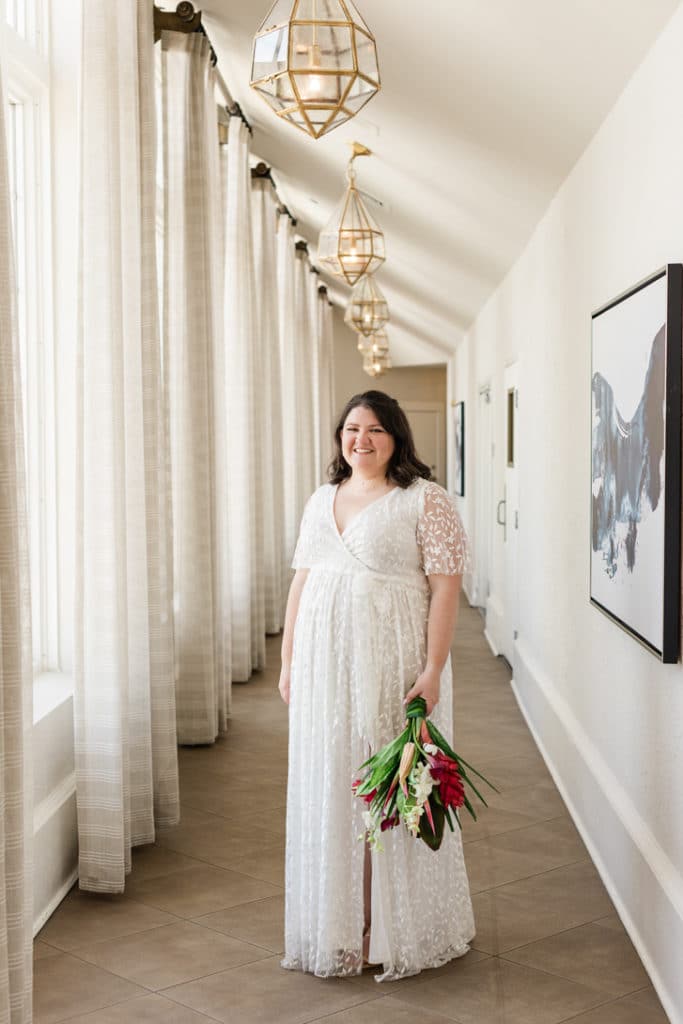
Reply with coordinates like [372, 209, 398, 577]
[161, 31, 230, 741]
[293, 249, 317, 514]
[317, 296, 335, 479]
[277, 217, 302, 566]
[251, 180, 285, 632]
[221, 119, 265, 680]
[75, 0, 179, 893]
[0, 63, 33, 1024]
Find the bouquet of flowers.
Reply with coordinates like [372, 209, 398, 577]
[353, 697, 498, 852]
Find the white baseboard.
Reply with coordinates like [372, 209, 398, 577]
[484, 593, 505, 657]
[512, 640, 683, 1024]
[483, 628, 499, 656]
[33, 868, 78, 937]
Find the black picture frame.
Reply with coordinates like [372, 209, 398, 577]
[590, 264, 681, 663]
[453, 401, 465, 497]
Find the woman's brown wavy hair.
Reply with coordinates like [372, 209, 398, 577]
[328, 390, 433, 487]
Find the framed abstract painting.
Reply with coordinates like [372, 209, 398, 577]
[453, 401, 465, 497]
[590, 265, 682, 663]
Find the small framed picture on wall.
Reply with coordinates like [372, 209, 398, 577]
[453, 401, 465, 497]
[590, 264, 682, 663]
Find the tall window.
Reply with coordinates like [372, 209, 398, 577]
[4, 0, 56, 671]
[5, 0, 44, 51]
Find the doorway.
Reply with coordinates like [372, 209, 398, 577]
[501, 363, 519, 664]
[474, 383, 493, 610]
[403, 401, 445, 486]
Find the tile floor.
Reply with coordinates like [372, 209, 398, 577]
[34, 599, 670, 1023]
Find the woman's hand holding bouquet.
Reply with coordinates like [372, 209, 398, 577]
[353, 696, 498, 852]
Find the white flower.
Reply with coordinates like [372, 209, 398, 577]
[424, 743, 439, 755]
[361, 810, 384, 853]
[403, 802, 424, 836]
[409, 761, 435, 806]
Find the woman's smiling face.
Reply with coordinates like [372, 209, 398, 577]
[341, 405, 395, 475]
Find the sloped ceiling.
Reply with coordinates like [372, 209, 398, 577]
[202, 0, 680, 365]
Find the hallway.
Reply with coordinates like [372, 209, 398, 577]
[33, 599, 668, 1024]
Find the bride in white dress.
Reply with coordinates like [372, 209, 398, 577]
[278, 391, 475, 982]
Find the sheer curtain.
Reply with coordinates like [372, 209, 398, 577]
[75, 0, 179, 894]
[221, 119, 265, 680]
[251, 178, 285, 632]
[161, 30, 230, 741]
[317, 293, 336, 479]
[276, 214, 300, 573]
[0, 65, 33, 1023]
[293, 246, 317, 514]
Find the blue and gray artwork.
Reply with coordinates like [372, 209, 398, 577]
[591, 325, 665, 579]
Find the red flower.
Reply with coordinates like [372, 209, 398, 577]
[381, 813, 400, 831]
[426, 751, 465, 809]
[352, 778, 377, 805]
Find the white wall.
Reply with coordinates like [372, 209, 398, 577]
[457, 9, 683, 1020]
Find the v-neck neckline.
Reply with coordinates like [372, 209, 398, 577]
[331, 482, 399, 540]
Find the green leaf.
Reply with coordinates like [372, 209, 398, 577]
[419, 799, 445, 850]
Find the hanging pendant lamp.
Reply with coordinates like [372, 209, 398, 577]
[362, 350, 391, 378]
[357, 328, 388, 355]
[344, 272, 389, 336]
[318, 143, 385, 285]
[250, 0, 380, 140]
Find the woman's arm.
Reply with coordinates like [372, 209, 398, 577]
[403, 573, 461, 715]
[278, 568, 310, 704]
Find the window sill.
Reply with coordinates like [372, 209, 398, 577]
[33, 671, 74, 725]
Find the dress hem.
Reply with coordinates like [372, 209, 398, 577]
[280, 934, 475, 983]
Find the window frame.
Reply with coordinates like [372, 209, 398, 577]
[3, 6, 59, 673]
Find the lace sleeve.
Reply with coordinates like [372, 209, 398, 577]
[416, 482, 471, 575]
[291, 493, 317, 570]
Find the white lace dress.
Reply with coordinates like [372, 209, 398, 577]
[282, 477, 475, 982]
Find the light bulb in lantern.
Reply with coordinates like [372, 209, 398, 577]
[300, 42, 325, 101]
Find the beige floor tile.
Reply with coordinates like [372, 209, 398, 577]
[34, 940, 61, 961]
[157, 806, 219, 832]
[157, 817, 282, 868]
[469, 753, 552, 792]
[59, 993, 217, 1023]
[557, 985, 670, 1023]
[464, 816, 588, 894]
[195, 894, 285, 953]
[229, 845, 285, 887]
[592, 912, 624, 932]
[305, 995, 461, 1023]
[460, 803, 541, 845]
[483, 779, 568, 825]
[500, 920, 650, 998]
[34, 953, 145, 1024]
[392, 956, 607, 1024]
[73, 920, 270, 990]
[163, 954, 379, 1024]
[470, 860, 615, 954]
[130, 845, 205, 882]
[347, 947, 490, 994]
[37, 888, 178, 952]
[124, 863, 282, 918]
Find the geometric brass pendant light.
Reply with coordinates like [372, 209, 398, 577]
[356, 328, 388, 355]
[362, 350, 392, 378]
[344, 272, 389, 336]
[318, 143, 385, 285]
[250, 0, 381, 140]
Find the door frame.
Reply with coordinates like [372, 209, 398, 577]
[402, 400, 445, 485]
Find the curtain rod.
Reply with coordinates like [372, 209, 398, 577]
[252, 162, 298, 226]
[153, 3, 252, 132]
